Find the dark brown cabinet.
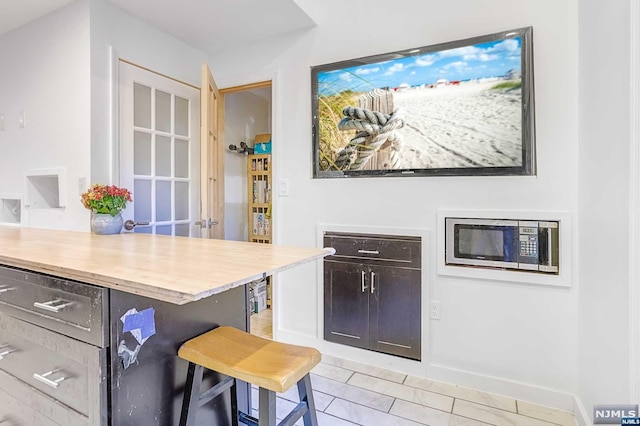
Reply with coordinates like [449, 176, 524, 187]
[323, 233, 422, 360]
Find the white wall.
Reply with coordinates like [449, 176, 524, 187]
[223, 90, 271, 241]
[0, 1, 91, 230]
[578, 0, 632, 421]
[210, 0, 581, 407]
[89, 0, 209, 185]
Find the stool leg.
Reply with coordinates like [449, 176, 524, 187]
[180, 363, 204, 426]
[230, 377, 239, 425]
[297, 374, 318, 426]
[258, 387, 277, 426]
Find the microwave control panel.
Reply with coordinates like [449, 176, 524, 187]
[519, 225, 538, 259]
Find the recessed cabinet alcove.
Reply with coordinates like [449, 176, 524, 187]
[24, 169, 66, 210]
[0, 196, 21, 225]
[323, 232, 422, 360]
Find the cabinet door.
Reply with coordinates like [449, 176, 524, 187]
[324, 261, 370, 349]
[369, 266, 421, 360]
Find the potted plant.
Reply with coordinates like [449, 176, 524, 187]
[81, 184, 132, 234]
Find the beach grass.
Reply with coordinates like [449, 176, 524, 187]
[491, 80, 522, 91]
[318, 90, 361, 170]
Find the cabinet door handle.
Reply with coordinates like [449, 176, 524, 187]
[0, 344, 16, 360]
[371, 271, 376, 294]
[361, 270, 366, 292]
[358, 249, 379, 255]
[0, 286, 14, 294]
[33, 369, 68, 389]
[33, 299, 71, 313]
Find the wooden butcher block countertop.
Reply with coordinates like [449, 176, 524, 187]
[0, 226, 333, 305]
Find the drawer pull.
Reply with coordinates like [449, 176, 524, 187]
[0, 344, 16, 360]
[371, 271, 376, 294]
[33, 370, 68, 389]
[358, 249, 380, 255]
[33, 299, 72, 313]
[0, 285, 13, 294]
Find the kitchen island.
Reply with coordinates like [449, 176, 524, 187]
[0, 226, 332, 425]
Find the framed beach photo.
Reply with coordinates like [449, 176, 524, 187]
[311, 27, 535, 178]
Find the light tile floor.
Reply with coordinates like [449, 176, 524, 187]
[249, 311, 576, 426]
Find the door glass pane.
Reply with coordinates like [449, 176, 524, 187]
[175, 223, 190, 237]
[156, 181, 171, 222]
[133, 180, 152, 222]
[175, 139, 189, 178]
[156, 225, 172, 235]
[156, 90, 171, 133]
[134, 132, 152, 175]
[134, 226, 152, 234]
[175, 182, 189, 220]
[156, 136, 171, 177]
[175, 96, 189, 136]
[134, 83, 151, 128]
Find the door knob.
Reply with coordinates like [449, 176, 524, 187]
[124, 220, 150, 231]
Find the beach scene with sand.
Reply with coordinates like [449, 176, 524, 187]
[316, 35, 525, 173]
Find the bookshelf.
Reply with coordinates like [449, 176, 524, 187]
[247, 154, 271, 243]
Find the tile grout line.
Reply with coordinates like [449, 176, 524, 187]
[317, 369, 574, 426]
[354, 370, 529, 416]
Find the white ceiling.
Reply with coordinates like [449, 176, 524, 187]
[0, 0, 316, 54]
[0, 0, 77, 36]
[108, 0, 315, 54]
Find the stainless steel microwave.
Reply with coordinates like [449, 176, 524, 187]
[445, 218, 559, 274]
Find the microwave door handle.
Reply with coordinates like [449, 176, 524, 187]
[539, 225, 560, 272]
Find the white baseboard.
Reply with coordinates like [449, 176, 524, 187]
[573, 396, 592, 426]
[427, 363, 576, 412]
[277, 327, 579, 415]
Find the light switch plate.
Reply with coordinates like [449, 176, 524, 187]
[278, 179, 289, 197]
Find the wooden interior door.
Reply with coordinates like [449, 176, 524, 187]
[200, 64, 225, 239]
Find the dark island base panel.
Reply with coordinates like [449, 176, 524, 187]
[109, 285, 250, 426]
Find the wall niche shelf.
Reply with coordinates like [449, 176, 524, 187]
[24, 168, 66, 209]
[0, 195, 22, 225]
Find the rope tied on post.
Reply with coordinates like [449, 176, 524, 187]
[335, 106, 405, 170]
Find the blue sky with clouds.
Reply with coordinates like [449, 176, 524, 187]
[317, 37, 522, 96]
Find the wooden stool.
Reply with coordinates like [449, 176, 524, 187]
[178, 326, 321, 426]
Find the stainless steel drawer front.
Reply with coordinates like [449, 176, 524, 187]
[0, 266, 107, 347]
[0, 313, 106, 421]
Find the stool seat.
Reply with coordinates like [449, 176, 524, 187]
[179, 326, 321, 393]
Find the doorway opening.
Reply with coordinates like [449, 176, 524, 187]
[221, 81, 274, 339]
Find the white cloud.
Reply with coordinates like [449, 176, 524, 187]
[439, 45, 480, 58]
[355, 67, 380, 75]
[415, 54, 436, 67]
[433, 39, 520, 63]
[384, 63, 404, 76]
[443, 61, 468, 70]
[488, 39, 520, 54]
[339, 72, 353, 82]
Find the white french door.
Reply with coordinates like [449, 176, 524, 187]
[119, 62, 201, 237]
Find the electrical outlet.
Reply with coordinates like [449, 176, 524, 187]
[429, 300, 441, 320]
